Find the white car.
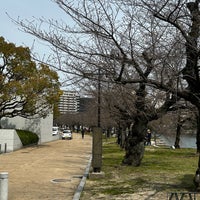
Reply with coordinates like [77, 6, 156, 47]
[52, 126, 59, 136]
[62, 129, 72, 140]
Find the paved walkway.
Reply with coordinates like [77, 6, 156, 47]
[0, 133, 92, 200]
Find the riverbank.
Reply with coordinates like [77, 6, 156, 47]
[81, 138, 199, 200]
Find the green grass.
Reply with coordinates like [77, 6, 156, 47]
[81, 138, 199, 199]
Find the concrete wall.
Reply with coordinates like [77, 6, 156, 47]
[0, 129, 22, 152]
[1, 114, 59, 144]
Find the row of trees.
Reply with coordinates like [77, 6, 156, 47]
[13, 0, 200, 178]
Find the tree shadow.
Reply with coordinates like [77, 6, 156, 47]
[140, 174, 196, 200]
[179, 174, 196, 191]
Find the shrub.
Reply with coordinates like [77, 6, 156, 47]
[16, 129, 39, 146]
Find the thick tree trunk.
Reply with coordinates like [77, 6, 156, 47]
[122, 118, 147, 166]
[196, 110, 200, 153]
[122, 138, 145, 166]
[194, 109, 200, 190]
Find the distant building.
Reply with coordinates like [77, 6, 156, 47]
[58, 91, 80, 114]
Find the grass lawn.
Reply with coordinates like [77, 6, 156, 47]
[81, 137, 199, 200]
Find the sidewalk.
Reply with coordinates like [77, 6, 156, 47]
[0, 133, 92, 200]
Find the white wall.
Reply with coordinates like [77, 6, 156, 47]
[0, 129, 22, 152]
[1, 114, 59, 144]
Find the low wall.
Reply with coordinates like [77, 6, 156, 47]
[1, 114, 54, 144]
[0, 129, 22, 153]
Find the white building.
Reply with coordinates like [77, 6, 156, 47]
[58, 91, 80, 114]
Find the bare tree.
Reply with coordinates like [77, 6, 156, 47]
[133, 0, 200, 150]
[14, 0, 200, 168]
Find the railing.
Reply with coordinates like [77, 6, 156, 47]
[167, 192, 199, 200]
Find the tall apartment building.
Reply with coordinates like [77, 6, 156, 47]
[58, 91, 80, 114]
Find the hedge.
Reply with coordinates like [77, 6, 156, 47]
[16, 129, 39, 146]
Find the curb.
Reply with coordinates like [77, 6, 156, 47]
[72, 155, 92, 200]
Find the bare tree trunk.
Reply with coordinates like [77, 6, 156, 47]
[174, 125, 181, 149]
[116, 125, 122, 146]
[174, 114, 181, 149]
[122, 118, 147, 166]
[194, 109, 200, 190]
[196, 110, 200, 153]
[121, 129, 126, 149]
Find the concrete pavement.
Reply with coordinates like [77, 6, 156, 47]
[0, 133, 92, 200]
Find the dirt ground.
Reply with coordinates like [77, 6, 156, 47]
[0, 133, 92, 200]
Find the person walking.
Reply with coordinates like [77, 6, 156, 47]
[81, 128, 85, 139]
[146, 129, 152, 145]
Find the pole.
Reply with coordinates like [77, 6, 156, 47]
[4, 143, 7, 153]
[0, 172, 8, 200]
[92, 67, 102, 173]
[97, 67, 101, 128]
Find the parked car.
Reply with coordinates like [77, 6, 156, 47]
[52, 126, 59, 136]
[62, 129, 72, 140]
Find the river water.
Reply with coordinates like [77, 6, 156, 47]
[158, 134, 196, 148]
